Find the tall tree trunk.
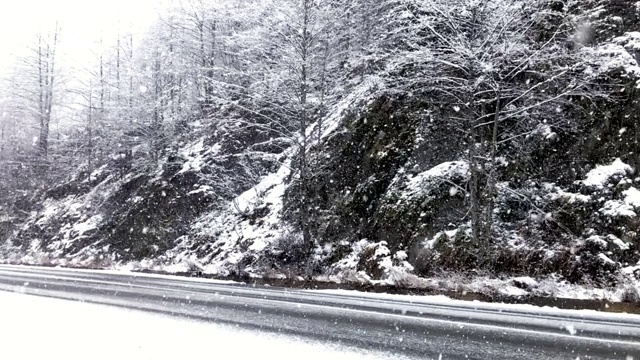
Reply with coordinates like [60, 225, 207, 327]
[299, 0, 312, 256]
[116, 30, 121, 105]
[87, 81, 94, 173]
[468, 123, 481, 246]
[99, 34, 105, 113]
[483, 89, 501, 245]
[128, 32, 134, 121]
[205, 20, 216, 113]
[37, 24, 59, 163]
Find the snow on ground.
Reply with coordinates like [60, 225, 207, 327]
[623, 187, 640, 207]
[306, 289, 640, 322]
[545, 183, 591, 204]
[584, 41, 640, 86]
[233, 156, 292, 217]
[0, 291, 402, 360]
[306, 75, 384, 142]
[184, 156, 294, 274]
[600, 199, 637, 217]
[615, 31, 640, 51]
[598, 186, 640, 218]
[392, 160, 470, 201]
[178, 137, 222, 175]
[405, 161, 469, 195]
[316, 269, 639, 303]
[162, 79, 388, 276]
[580, 158, 633, 187]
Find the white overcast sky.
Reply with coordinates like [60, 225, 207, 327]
[0, 0, 159, 71]
[0, 0, 163, 129]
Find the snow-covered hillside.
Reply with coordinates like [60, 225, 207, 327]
[1, 0, 640, 303]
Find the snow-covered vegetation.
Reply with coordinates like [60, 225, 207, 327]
[0, 0, 639, 302]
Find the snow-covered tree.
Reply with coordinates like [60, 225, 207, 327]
[377, 0, 601, 246]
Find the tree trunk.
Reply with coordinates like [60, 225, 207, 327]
[483, 89, 501, 245]
[299, 0, 312, 255]
[88, 81, 94, 173]
[37, 24, 58, 163]
[468, 122, 481, 246]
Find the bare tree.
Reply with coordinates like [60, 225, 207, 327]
[383, 0, 593, 246]
[36, 22, 60, 161]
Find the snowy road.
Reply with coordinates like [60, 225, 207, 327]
[0, 290, 405, 360]
[0, 265, 638, 359]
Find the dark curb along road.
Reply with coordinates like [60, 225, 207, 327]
[0, 264, 638, 359]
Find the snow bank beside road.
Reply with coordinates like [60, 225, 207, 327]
[0, 291, 403, 360]
[307, 289, 640, 323]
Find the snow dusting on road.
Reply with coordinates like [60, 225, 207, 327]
[0, 291, 405, 360]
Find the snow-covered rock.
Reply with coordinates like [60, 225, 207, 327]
[580, 158, 633, 188]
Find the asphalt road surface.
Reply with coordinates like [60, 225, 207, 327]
[0, 264, 638, 359]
